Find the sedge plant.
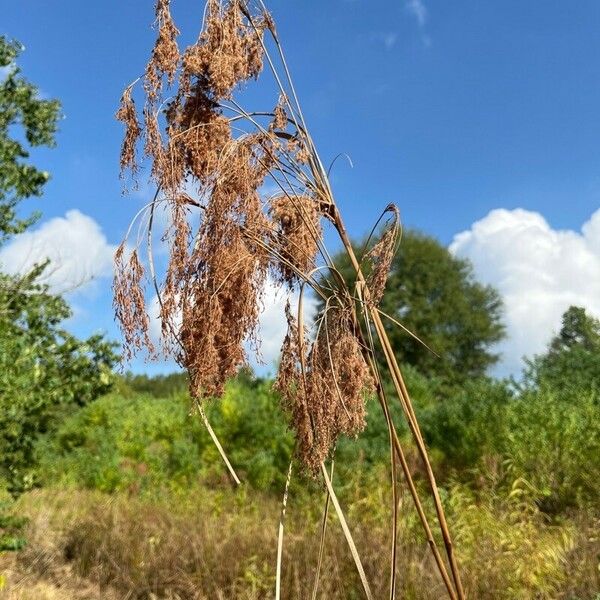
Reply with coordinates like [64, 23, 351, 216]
[114, 1, 465, 598]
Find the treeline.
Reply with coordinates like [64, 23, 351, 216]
[38, 305, 600, 516]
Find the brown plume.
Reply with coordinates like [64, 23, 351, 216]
[269, 194, 322, 285]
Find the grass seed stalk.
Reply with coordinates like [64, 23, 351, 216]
[114, 1, 465, 598]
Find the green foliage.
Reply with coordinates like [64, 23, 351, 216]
[419, 377, 600, 512]
[0, 488, 27, 552]
[119, 371, 188, 398]
[504, 386, 600, 513]
[38, 392, 206, 494]
[0, 36, 116, 496]
[39, 375, 294, 494]
[419, 377, 512, 471]
[322, 229, 505, 385]
[523, 306, 600, 393]
[447, 480, 577, 599]
[0, 36, 61, 243]
[336, 364, 437, 468]
[0, 268, 117, 495]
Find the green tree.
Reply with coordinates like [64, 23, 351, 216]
[322, 229, 505, 385]
[523, 306, 600, 392]
[0, 36, 117, 495]
[0, 37, 61, 242]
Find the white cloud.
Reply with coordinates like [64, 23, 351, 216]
[252, 278, 318, 372]
[450, 208, 600, 376]
[405, 0, 427, 27]
[0, 209, 117, 295]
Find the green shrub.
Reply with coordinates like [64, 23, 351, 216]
[418, 377, 512, 473]
[503, 387, 600, 512]
[38, 375, 294, 494]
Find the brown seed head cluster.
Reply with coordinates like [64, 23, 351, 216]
[270, 95, 288, 132]
[276, 302, 374, 473]
[177, 136, 273, 399]
[168, 88, 231, 185]
[116, 87, 141, 178]
[269, 194, 322, 285]
[115, 1, 275, 399]
[113, 244, 155, 362]
[115, 0, 372, 468]
[145, 0, 181, 101]
[181, 0, 267, 100]
[365, 208, 399, 306]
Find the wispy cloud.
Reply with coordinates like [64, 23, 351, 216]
[368, 32, 399, 51]
[405, 0, 427, 27]
[382, 33, 398, 50]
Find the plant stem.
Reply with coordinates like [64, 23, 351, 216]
[331, 206, 466, 600]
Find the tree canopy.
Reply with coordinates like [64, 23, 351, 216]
[0, 36, 61, 244]
[523, 305, 600, 392]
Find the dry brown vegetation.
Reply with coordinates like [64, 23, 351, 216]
[2, 487, 598, 600]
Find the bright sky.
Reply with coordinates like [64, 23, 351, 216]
[2, 0, 600, 377]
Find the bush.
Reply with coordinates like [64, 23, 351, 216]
[418, 377, 512, 473]
[503, 387, 600, 513]
[38, 375, 294, 494]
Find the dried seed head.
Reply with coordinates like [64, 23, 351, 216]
[159, 194, 192, 354]
[181, 0, 266, 100]
[296, 143, 310, 165]
[169, 86, 232, 184]
[269, 95, 288, 132]
[145, 0, 180, 102]
[116, 87, 141, 178]
[275, 300, 305, 408]
[275, 301, 314, 456]
[365, 208, 399, 306]
[113, 244, 155, 361]
[175, 136, 272, 399]
[276, 303, 374, 473]
[269, 194, 322, 285]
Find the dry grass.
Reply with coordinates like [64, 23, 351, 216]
[2, 487, 597, 600]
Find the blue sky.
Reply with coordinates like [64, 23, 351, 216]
[2, 0, 600, 376]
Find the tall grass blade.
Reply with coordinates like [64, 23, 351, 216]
[320, 462, 374, 600]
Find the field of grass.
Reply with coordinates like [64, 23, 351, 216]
[1, 375, 598, 599]
[1, 482, 598, 599]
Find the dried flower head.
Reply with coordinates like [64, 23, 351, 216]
[270, 95, 288, 132]
[365, 206, 399, 306]
[277, 302, 374, 473]
[159, 194, 192, 354]
[176, 136, 272, 399]
[145, 0, 180, 101]
[275, 301, 314, 454]
[181, 0, 267, 100]
[116, 87, 141, 178]
[269, 194, 322, 285]
[113, 244, 155, 361]
[170, 86, 232, 183]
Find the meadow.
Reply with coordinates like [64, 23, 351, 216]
[1, 368, 598, 599]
